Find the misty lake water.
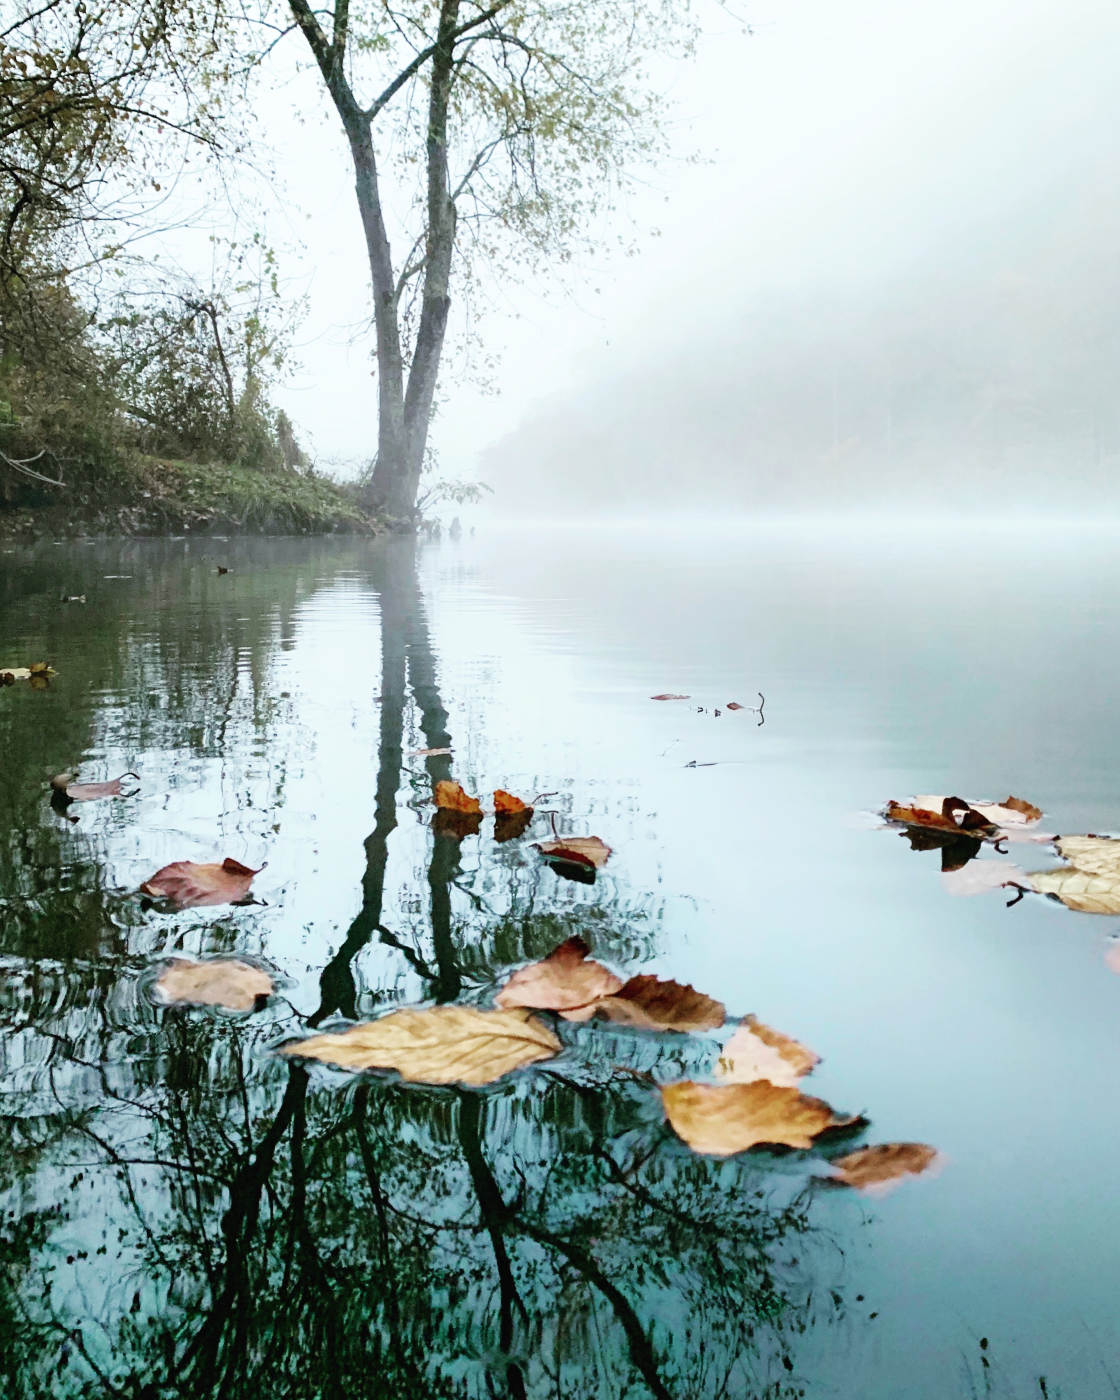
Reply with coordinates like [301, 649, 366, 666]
[2, 523, 1119, 1399]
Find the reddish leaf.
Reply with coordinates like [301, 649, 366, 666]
[140, 857, 260, 909]
[496, 937, 623, 1013]
[651, 693, 690, 701]
[535, 836, 611, 871]
[434, 779, 481, 814]
[726, 701, 744, 711]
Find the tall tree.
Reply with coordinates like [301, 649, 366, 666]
[283, 0, 694, 520]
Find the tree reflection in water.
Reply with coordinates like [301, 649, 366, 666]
[0, 543, 845, 1400]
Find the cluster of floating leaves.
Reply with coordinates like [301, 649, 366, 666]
[882, 792, 1120, 959]
[433, 779, 612, 878]
[282, 935, 940, 1195]
[0, 661, 55, 688]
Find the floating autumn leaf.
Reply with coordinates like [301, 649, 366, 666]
[49, 770, 139, 803]
[433, 779, 481, 814]
[493, 789, 532, 816]
[410, 746, 453, 757]
[495, 936, 623, 1014]
[726, 701, 744, 711]
[716, 1017, 819, 1087]
[1025, 835, 1120, 913]
[279, 1005, 560, 1086]
[884, 797, 999, 838]
[153, 957, 273, 1012]
[433, 808, 483, 839]
[650, 693, 690, 701]
[564, 974, 724, 1032]
[535, 836, 612, 871]
[829, 1142, 941, 1194]
[140, 856, 261, 909]
[661, 1080, 865, 1157]
[494, 809, 533, 843]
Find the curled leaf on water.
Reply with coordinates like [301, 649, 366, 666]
[716, 1017, 819, 1087]
[563, 973, 724, 1032]
[152, 957, 273, 1013]
[661, 1080, 865, 1157]
[651, 693, 690, 701]
[495, 936, 623, 1014]
[494, 789, 532, 816]
[50, 770, 140, 805]
[829, 1142, 941, 1194]
[885, 794, 1045, 844]
[140, 856, 261, 909]
[279, 1005, 560, 1086]
[535, 835, 611, 872]
[494, 809, 533, 843]
[433, 808, 483, 839]
[433, 779, 481, 814]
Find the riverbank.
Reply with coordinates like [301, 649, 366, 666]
[0, 453, 381, 538]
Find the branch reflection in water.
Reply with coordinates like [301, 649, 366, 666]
[1, 541, 845, 1400]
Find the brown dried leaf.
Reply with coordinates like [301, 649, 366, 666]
[651, 693, 690, 701]
[662, 1080, 864, 1157]
[726, 701, 744, 711]
[154, 957, 273, 1012]
[830, 1142, 941, 1194]
[140, 857, 260, 909]
[411, 746, 453, 757]
[716, 1017, 819, 1086]
[495, 936, 623, 1013]
[433, 779, 481, 814]
[885, 797, 998, 837]
[279, 1005, 560, 1086]
[564, 974, 724, 1032]
[535, 836, 612, 871]
[494, 789, 532, 816]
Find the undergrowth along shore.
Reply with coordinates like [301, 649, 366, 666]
[0, 454, 381, 537]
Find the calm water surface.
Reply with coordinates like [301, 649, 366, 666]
[2, 523, 1119, 1399]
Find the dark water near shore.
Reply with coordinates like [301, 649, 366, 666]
[2, 523, 1119, 1399]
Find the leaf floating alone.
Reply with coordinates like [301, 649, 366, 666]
[433, 779, 482, 814]
[830, 1142, 941, 1194]
[279, 1005, 560, 1086]
[535, 836, 611, 871]
[726, 701, 744, 711]
[154, 957, 273, 1012]
[410, 746, 453, 757]
[716, 1017, 819, 1087]
[140, 857, 260, 909]
[495, 936, 623, 1014]
[564, 974, 724, 1032]
[50, 770, 139, 803]
[661, 1080, 864, 1157]
[650, 693, 690, 701]
[493, 789, 532, 816]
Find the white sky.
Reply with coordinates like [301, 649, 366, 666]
[240, 0, 1120, 479]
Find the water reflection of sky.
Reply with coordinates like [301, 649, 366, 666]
[0, 525, 1118, 1398]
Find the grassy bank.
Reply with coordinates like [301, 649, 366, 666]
[0, 452, 380, 537]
